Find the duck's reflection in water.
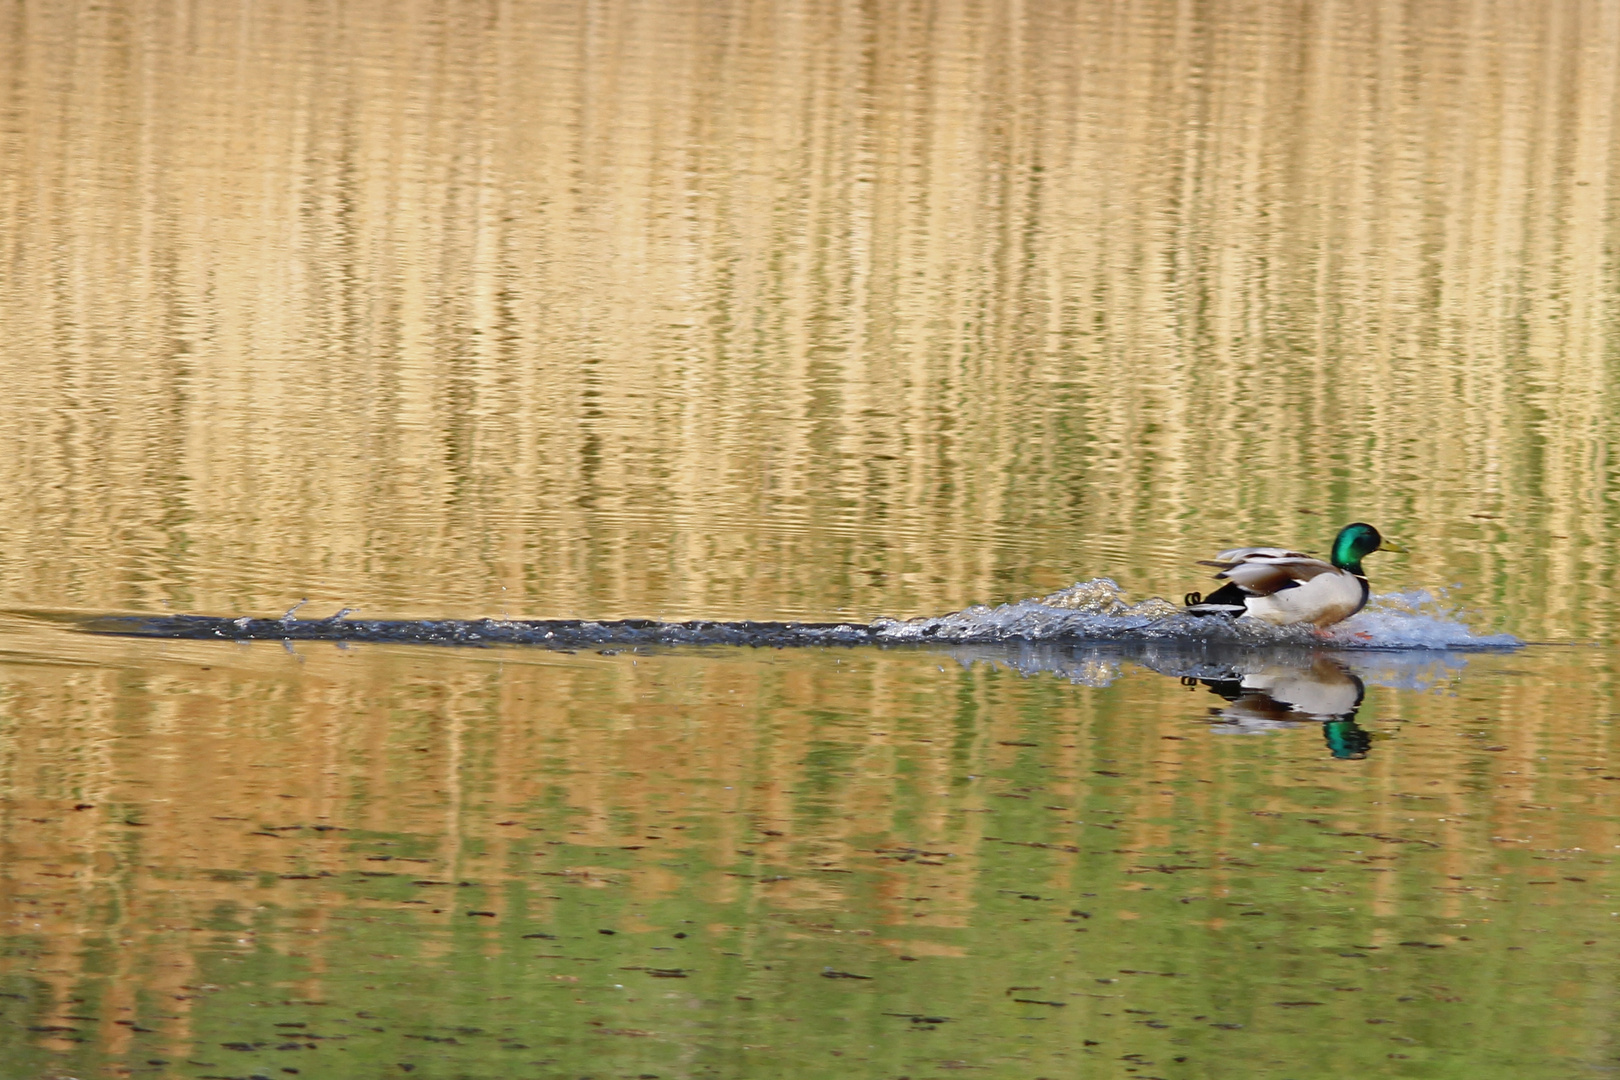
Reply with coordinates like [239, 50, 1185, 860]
[936, 641, 1463, 760]
[1185, 656, 1372, 759]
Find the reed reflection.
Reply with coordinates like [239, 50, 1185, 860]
[0, 0, 1616, 640]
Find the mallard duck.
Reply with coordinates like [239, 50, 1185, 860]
[1182, 522, 1404, 627]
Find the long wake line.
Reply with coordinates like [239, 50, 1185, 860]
[81, 612, 881, 649]
[74, 578, 1521, 652]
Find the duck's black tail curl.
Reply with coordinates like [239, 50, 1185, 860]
[1183, 581, 1249, 617]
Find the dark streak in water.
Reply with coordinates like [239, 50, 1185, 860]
[78, 613, 883, 648]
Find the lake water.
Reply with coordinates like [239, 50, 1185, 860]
[3, 1, 1620, 1077]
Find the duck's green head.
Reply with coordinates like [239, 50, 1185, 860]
[1331, 522, 1404, 574]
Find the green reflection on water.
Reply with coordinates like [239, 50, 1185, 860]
[0, 635, 1615, 1078]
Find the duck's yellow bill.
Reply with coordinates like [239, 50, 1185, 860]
[1381, 538, 1409, 553]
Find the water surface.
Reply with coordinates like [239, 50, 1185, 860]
[2, 1, 1620, 1077]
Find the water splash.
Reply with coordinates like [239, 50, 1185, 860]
[871, 579, 1521, 651]
[1328, 588, 1521, 651]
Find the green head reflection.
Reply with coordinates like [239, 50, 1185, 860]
[1322, 717, 1373, 759]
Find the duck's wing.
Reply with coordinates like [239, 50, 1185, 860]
[1210, 546, 1311, 563]
[1204, 554, 1341, 597]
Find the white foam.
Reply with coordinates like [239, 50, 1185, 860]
[1326, 588, 1522, 650]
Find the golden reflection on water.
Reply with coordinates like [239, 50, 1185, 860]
[5, 1, 1620, 1076]
[1, 0, 1617, 636]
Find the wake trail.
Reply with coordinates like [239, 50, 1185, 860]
[74, 579, 1520, 653]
